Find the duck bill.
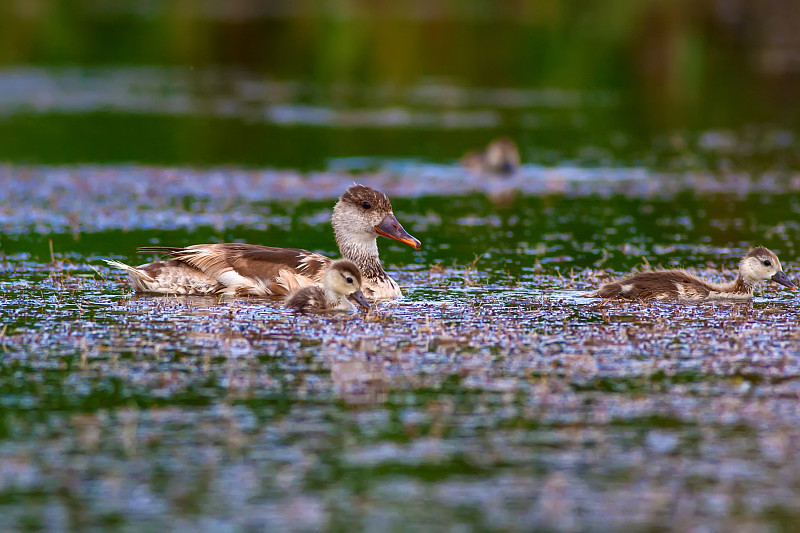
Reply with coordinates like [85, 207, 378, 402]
[349, 290, 371, 310]
[771, 271, 797, 290]
[374, 214, 422, 250]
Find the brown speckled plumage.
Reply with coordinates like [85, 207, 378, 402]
[339, 185, 393, 214]
[105, 184, 420, 300]
[588, 247, 796, 301]
[285, 259, 368, 313]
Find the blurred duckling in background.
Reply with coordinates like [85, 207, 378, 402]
[462, 137, 520, 176]
[285, 259, 371, 313]
[587, 247, 796, 301]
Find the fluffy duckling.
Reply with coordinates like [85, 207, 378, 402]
[587, 247, 796, 301]
[285, 259, 370, 313]
[461, 137, 520, 175]
[105, 184, 421, 301]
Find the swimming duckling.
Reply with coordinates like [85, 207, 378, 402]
[587, 247, 796, 301]
[105, 184, 421, 301]
[285, 259, 370, 313]
[462, 137, 520, 176]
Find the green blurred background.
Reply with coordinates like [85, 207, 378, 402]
[0, 0, 798, 169]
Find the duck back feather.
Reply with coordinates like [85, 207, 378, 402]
[137, 244, 331, 296]
[591, 270, 742, 301]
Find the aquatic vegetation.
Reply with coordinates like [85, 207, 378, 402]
[3, 3, 800, 526]
[2, 167, 800, 530]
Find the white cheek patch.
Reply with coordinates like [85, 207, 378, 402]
[331, 279, 349, 294]
[740, 259, 766, 282]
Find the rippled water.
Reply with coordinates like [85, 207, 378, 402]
[3, 163, 800, 530]
[3, 5, 800, 523]
[3, 65, 800, 175]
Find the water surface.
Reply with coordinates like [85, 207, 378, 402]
[4, 2, 800, 530]
[3, 166, 800, 530]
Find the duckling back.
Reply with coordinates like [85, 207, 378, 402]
[285, 286, 330, 313]
[591, 270, 716, 301]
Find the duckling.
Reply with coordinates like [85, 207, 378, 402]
[587, 247, 797, 301]
[285, 259, 370, 313]
[461, 137, 520, 176]
[105, 184, 421, 301]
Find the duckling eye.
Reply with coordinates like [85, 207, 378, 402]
[346, 277, 353, 284]
[763, 260, 772, 267]
[361, 201, 371, 210]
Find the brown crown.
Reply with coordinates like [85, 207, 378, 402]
[330, 259, 363, 284]
[340, 184, 392, 213]
[745, 246, 776, 259]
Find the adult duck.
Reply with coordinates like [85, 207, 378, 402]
[106, 185, 421, 300]
[586, 247, 796, 301]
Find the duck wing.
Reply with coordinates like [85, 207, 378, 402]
[138, 243, 331, 296]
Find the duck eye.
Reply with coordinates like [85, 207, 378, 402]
[763, 260, 772, 267]
[346, 277, 353, 284]
[361, 201, 371, 209]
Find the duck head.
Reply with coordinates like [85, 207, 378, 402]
[740, 247, 796, 290]
[326, 259, 370, 310]
[332, 184, 421, 250]
[485, 138, 520, 175]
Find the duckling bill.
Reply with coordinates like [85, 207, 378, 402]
[285, 259, 370, 313]
[587, 247, 797, 301]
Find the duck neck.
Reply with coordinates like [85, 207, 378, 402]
[324, 287, 352, 311]
[730, 274, 755, 295]
[334, 230, 388, 282]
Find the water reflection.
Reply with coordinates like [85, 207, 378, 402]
[331, 358, 390, 405]
[3, 221, 800, 529]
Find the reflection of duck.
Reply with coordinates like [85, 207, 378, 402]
[331, 358, 389, 406]
[587, 247, 796, 301]
[462, 137, 520, 175]
[105, 185, 421, 300]
[285, 259, 369, 313]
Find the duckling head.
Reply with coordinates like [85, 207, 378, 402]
[325, 259, 370, 309]
[332, 184, 421, 251]
[485, 138, 520, 175]
[740, 247, 796, 289]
